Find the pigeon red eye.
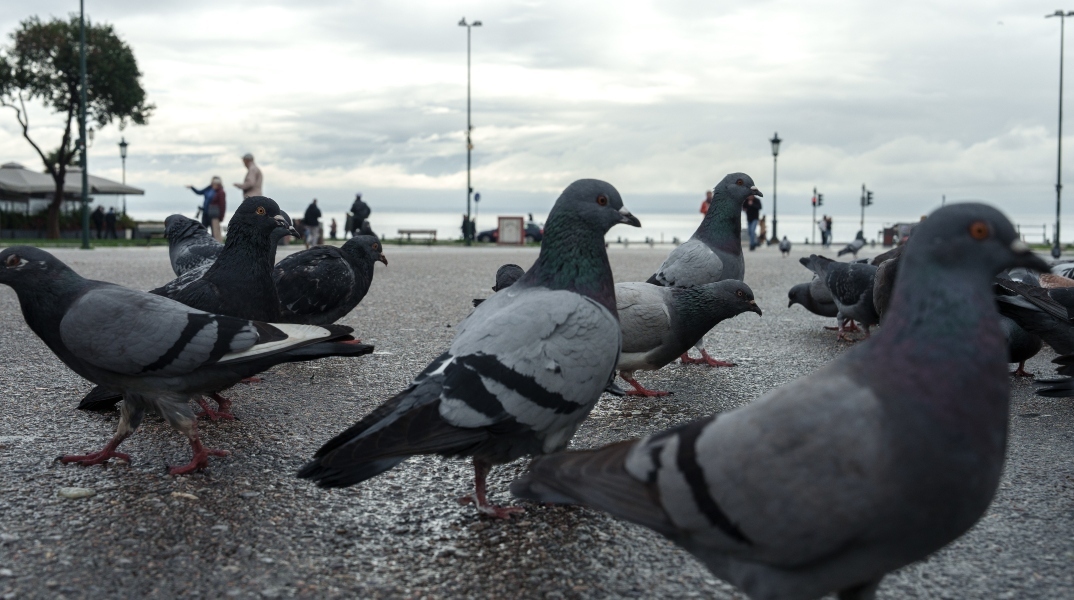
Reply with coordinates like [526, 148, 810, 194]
[736, 179, 744, 186]
[969, 221, 990, 240]
[256, 207, 266, 216]
[4, 254, 19, 267]
[372, 243, 379, 251]
[596, 195, 608, 206]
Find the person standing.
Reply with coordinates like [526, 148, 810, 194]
[699, 189, 712, 214]
[91, 206, 105, 239]
[329, 218, 338, 241]
[817, 215, 829, 247]
[742, 194, 763, 251]
[234, 153, 263, 198]
[825, 215, 834, 247]
[105, 207, 118, 239]
[189, 177, 221, 227]
[350, 193, 371, 236]
[208, 183, 227, 242]
[303, 199, 322, 249]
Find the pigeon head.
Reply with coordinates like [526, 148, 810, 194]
[341, 234, 388, 267]
[493, 264, 525, 292]
[164, 214, 208, 241]
[713, 172, 762, 206]
[788, 282, 810, 308]
[545, 179, 640, 234]
[903, 203, 1049, 276]
[0, 246, 77, 290]
[705, 280, 763, 316]
[228, 196, 301, 239]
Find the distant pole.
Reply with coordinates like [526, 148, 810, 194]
[812, 186, 817, 245]
[459, 17, 482, 246]
[1048, 10, 1074, 258]
[769, 132, 781, 243]
[860, 184, 866, 234]
[118, 137, 128, 216]
[79, 0, 90, 250]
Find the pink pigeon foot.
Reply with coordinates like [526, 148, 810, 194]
[456, 458, 524, 519]
[621, 372, 671, 397]
[58, 435, 131, 467]
[168, 436, 229, 475]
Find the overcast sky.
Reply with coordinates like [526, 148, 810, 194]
[0, 0, 1070, 226]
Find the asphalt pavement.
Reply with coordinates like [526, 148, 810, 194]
[0, 241, 1072, 599]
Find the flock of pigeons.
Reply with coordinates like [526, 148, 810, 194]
[0, 172, 1067, 599]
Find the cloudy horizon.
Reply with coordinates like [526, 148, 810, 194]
[1, 1, 1072, 237]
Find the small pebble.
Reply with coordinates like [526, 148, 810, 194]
[57, 487, 95, 500]
[171, 492, 199, 501]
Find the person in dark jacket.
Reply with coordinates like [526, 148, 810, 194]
[303, 199, 322, 249]
[91, 206, 105, 239]
[189, 177, 220, 227]
[743, 195, 763, 250]
[350, 193, 371, 236]
[208, 180, 226, 242]
[105, 208, 118, 239]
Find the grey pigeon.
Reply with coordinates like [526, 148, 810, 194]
[473, 264, 526, 307]
[273, 235, 388, 326]
[837, 231, 866, 257]
[871, 246, 904, 324]
[0, 246, 373, 474]
[297, 179, 640, 518]
[616, 281, 761, 396]
[1035, 354, 1074, 396]
[646, 173, 760, 365]
[994, 276, 1074, 355]
[511, 203, 1049, 600]
[787, 279, 838, 319]
[778, 236, 791, 257]
[1000, 315, 1042, 377]
[165, 214, 222, 277]
[802, 254, 879, 341]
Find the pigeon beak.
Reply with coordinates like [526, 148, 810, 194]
[1010, 239, 1051, 272]
[749, 301, 763, 316]
[378, 253, 388, 266]
[787, 298, 795, 308]
[275, 214, 302, 238]
[749, 186, 763, 198]
[618, 207, 641, 227]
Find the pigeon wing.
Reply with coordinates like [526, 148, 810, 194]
[652, 240, 724, 287]
[274, 247, 356, 323]
[616, 282, 673, 354]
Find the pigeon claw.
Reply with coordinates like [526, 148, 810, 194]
[621, 373, 671, 397]
[680, 350, 736, 367]
[169, 440, 230, 476]
[195, 394, 236, 421]
[1011, 362, 1034, 377]
[58, 435, 131, 467]
[239, 377, 262, 385]
[457, 494, 526, 519]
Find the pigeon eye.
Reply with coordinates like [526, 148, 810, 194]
[736, 290, 745, 298]
[4, 254, 20, 267]
[736, 179, 744, 186]
[372, 243, 379, 251]
[596, 195, 608, 207]
[969, 221, 990, 241]
[256, 206, 267, 216]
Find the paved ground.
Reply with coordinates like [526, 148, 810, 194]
[0, 241, 1072, 599]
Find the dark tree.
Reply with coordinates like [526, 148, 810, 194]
[0, 15, 153, 238]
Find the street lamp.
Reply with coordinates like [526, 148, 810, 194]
[78, 0, 90, 250]
[769, 132, 781, 244]
[118, 137, 128, 216]
[459, 17, 482, 246]
[1047, 10, 1074, 259]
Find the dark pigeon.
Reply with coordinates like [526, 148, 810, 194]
[994, 276, 1074, 355]
[837, 231, 866, 257]
[472, 264, 526, 307]
[297, 179, 640, 518]
[871, 246, 904, 324]
[802, 254, 879, 341]
[646, 173, 760, 366]
[1000, 315, 1042, 377]
[165, 214, 222, 277]
[787, 279, 838, 319]
[0, 246, 373, 474]
[1035, 354, 1074, 396]
[616, 281, 761, 396]
[778, 236, 791, 257]
[511, 203, 1049, 600]
[273, 235, 387, 326]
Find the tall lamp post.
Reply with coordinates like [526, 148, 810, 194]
[118, 137, 128, 216]
[1048, 10, 1074, 259]
[769, 132, 781, 244]
[459, 17, 482, 246]
[78, 0, 90, 250]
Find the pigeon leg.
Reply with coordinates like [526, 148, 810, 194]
[843, 319, 861, 332]
[168, 431, 229, 475]
[195, 393, 235, 421]
[1011, 361, 1034, 377]
[457, 458, 524, 519]
[681, 348, 737, 367]
[836, 319, 857, 343]
[239, 377, 262, 385]
[58, 433, 132, 467]
[621, 372, 671, 397]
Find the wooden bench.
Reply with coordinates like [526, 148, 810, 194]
[397, 229, 437, 244]
[134, 222, 167, 245]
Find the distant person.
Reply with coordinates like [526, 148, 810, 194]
[329, 218, 338, 241]
[350, 193, 371, 236]
[303, 199, 322, 249]
[825, 215, 834, 247]
[189, 177, 221, 227]
[700, 190, 712, 214]
[743, 193, 762, 251]
[105, 207, 118, 239]
[461, 214, 473, 241]
[817, 215, 830, 247]
[234, 153, 263, 198]
[208, 183, 227, 242]
[91, 206, 105, 239]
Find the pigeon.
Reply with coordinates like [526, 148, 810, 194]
[646, 173, 760, 366]
[164, 214, 223, 277]
[1000, 315, 1042, 377]
[778, 236, 791, 257]
[994, 276, 1074, 355]
[1051, 261, 1074, 279]
[1040, 273, 1074, 288]
[297, 179, 641, 518]
[511, 202, 1049, 600]
[801, 254, 879, 341]
[787, 279, 838, 318]
[871, 246, 904, 324]
[472, 264, 526, 307]
[0, 246, 374, 474]
[837, 231, 866, 257]
[273, 235, 387, 326]
[616, 280, 762, 396]
[1035, 354, 1074, 397]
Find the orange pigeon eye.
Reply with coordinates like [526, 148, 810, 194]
[4, 254, 20, 267]
[256, 206, 266, 216]
[969, 221, 990, 240]
[596, 195, 608, 206]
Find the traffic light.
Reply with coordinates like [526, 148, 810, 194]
[817, 193, 824, 206]
[865, 191, 874, 206]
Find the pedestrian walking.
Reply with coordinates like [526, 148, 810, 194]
[350, 193, 371, 236]
[105, 207, 118, 239]
[303, 199, 322, 249]
[818, 215, 830, 247]
[329, 218, 338, 241]
[91, 206, 105, 239]
[700, 189, 712, 214]
[743, 194, 763, 250]
[825, 215, 834, 247]
[189, 177, 222, 227]
[233, 153, 263, 198]
[208, 184, 227, 242]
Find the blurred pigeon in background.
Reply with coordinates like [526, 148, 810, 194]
[164, 214, 222, 276]
[837, 231, 866, 258]
[298, 179, 640, 518]
[778, 236, 791, 257]
[274, 235, 387, 325]
[512, 203, 1049, 600]
[802, 254, 879, 341]
[473, 264, 526, 307]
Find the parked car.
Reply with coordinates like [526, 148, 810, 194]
[476, 221, 543, 243]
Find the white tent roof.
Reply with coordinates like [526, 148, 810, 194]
[0, 162, 143, 196]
